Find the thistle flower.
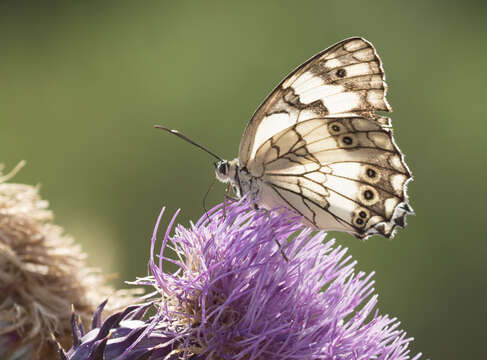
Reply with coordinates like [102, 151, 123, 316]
[0, 163, 138, 359]
[54, 301, 178, 360]
[131, 199, 423, 360]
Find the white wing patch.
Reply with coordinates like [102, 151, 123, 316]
[250, 112, 294, 161]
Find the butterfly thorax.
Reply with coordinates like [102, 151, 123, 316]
[215, 159, 261, 201]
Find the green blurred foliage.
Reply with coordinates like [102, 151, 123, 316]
[1, 1, 486, 358]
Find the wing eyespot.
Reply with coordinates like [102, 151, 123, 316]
[352, 207, 370, 228]
[336, 68, 346, 78]
[338, 134, 357, 148]
[361, 165, 381, 184]
[359, 186, 379, 205]
[366, 168, 376, 178]
[328, 121, 347, 135]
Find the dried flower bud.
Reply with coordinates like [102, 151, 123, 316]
[0, 163, 138, 359]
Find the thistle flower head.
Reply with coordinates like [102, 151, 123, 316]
[54, 301, 177, 360]
[134, 199, 422, 360]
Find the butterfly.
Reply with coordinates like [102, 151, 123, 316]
[157, 37, 412, 239]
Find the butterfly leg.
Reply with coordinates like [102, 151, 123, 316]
[275, 239, 289, 262]
[224, 195, 239, 202]
[271, 230, 289, 262]
[223, 184, 232, 219]
[256, 207, 289, 262]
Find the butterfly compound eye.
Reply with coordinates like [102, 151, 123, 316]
[218, 162, 228, 176]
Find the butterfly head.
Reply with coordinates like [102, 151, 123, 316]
[214, 159, 238, 184]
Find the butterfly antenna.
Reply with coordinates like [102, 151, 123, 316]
[154, 125, 224, 162]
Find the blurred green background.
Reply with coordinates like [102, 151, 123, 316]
[1, 0, 485, 358]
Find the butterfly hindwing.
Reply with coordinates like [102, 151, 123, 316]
[247, 116, 412, 239]
[239, 37, 390, 167]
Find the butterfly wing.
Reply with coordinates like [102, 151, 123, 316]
[239, 37, 391, 167]
[249, 116, 412, 238]
[238, 37, 412, 238]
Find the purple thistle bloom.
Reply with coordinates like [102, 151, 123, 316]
[58, 198, 422, 359]
[54, 301, 179, 360]
[134, 199, 422, 360]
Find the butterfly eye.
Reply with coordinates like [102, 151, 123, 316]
[218, 162, 228, 176]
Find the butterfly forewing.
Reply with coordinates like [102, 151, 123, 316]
[239, 37, 390, 166]
[238, 37, 412, 239]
